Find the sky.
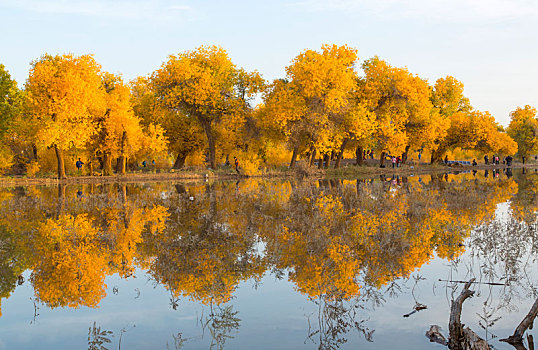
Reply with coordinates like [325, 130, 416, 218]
[1, 0, 538, 126]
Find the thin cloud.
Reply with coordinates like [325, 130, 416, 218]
[289, 0, 538, 23]
[1, 0, 193, 21]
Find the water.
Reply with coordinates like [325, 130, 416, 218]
[0, 169, 536, 349]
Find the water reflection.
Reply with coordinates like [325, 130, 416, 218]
[0, 169, 536, 348]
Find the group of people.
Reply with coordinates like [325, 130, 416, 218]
[483, 155, 501, 165]
[484, 154, 513, 166]
[74, 158, 159, 174]
[141, 159, 156, 168]
[390, 155, 402, 168]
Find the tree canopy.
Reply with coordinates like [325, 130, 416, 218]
[0, 44, 530, 177]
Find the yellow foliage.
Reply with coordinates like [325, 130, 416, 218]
[185, 150, 205, 166]
[25, 54, 105, 152]
[152, 45, 262, 168]
[32, 214, 108, 308]
[0, 144, 13, 172]
[440, 110, 517, 157]
[234, 150, 262, 176]
[263, 141, 292, 167]
[507, 105, 538, 157]
[26, 160, 40, 177]
[359, 56, 433, 155]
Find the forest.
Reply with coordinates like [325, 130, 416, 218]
[0, 44, 537, 178]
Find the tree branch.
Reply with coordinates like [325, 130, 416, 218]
[448, 278, 490, 350]
[501, 298, 538, 345]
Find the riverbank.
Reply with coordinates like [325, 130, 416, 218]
[0, 161, 535, 187]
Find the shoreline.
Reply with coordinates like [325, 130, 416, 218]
[0, 162, 536, 188]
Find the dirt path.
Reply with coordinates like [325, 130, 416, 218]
[0, 163, 535, 188]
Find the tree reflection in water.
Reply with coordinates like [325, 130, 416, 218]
[0, 170, 534, 348]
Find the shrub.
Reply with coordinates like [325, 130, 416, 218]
[235, 150, 262, 176]
[26, 160, 40, 177]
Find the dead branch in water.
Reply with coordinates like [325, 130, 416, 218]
[426, 325, 447, 346]
[448, 278, 490, 350]
[501, 298, 538, 345]
[438, 279, 507, 286]
[403, 303, 427, 318]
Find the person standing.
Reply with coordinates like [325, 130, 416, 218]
[391, 156, 396, 168]
[484, 155, 488, 165]
[75, 158, 84, 173]
[234, 156, 240, 174]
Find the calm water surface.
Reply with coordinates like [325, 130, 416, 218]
[0, 169, 537, 349]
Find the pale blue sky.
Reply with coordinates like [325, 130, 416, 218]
[1, 0, 538, 126]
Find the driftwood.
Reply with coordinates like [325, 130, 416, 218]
[501, 298, 538, 345]
[426, 325, 448, 345]
[403, 303, 427, 318]
[448, 278, 490, 350]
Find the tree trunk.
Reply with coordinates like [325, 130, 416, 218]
[430, 149, 443, 164]
[318, 155, 323, 169]
[290, 145, 299, 168]
[323, 153, 330, 169]
[54, 145, 66, 179]
[118, 156, 126, 175]
[402, 145, 410, 164]
[120, 184, 127, 205]
[57, 183, 66, 217]
[32, 144, 38, 160]
[173, 153, 187, 169]
[103, 153, 113, 176]
[356, 145, 364, 166]
[118, 130, 127, 175]
[206, 183, 217, 221]
[88, 161, 93, 176]
[199, 116, 216, 169]
[379, 151, 386, 167]
[334, 139, 348, 169]
[309, 148, 317, 167]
